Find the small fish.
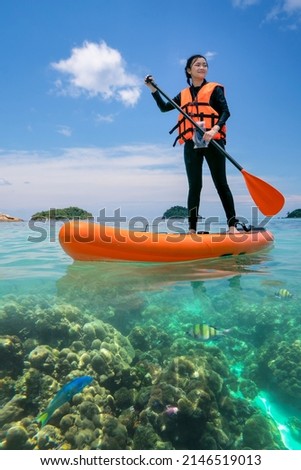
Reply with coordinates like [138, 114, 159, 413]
[186, 323, 231, 342]
[275, 288, 293, 299]
[36, 376, 93, 427]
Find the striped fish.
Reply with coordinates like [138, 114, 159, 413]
[187, 323, 231, 342]
[275, 288, 293, 299]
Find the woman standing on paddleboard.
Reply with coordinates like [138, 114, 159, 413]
[145, 54, 239, 234]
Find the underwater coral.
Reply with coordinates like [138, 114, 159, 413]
[0, 293, 289, 450]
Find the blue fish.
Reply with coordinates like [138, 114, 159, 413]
[36, 376, 93, 427]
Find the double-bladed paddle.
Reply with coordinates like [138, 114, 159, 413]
[146, 76, 285, 216]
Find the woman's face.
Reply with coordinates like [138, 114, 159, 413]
[187, 57, 208, 83]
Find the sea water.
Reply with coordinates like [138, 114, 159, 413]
[0, 218, 301, 450]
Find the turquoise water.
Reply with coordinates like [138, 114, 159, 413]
[0, 218, 301, 450]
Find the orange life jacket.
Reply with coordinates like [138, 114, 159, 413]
[170, 82, 227, 146]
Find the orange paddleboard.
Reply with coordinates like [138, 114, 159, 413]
[59, 221, 274, 263]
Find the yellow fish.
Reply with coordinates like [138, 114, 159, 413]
[275, 288, 293, 299]
[186, 323, 231, 342]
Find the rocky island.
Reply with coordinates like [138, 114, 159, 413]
[0, 213, 23, 222]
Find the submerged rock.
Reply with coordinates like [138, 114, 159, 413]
[0, 335, 24, 377]
[3, 425, 29, 450]
[0, 395, 26, 427]
[242, 413, 286, 449]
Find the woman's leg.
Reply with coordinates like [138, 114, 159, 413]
[205, 140, 238, 228]
[184, 141, 204, 231]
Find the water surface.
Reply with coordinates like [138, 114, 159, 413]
[0, 218, 300, 450]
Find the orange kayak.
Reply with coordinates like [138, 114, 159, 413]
[58, 221, 274, 262]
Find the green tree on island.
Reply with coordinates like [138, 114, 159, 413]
[286, 209, 301, 218]
[31, 207, 93, 220]
[162, 205, 188, 219]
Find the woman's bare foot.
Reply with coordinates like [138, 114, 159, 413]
[188, 229, 196, 234]
[227, 226, 240, 234]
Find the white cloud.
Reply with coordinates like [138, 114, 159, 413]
[179, 51, 217, 66]
[51, 41, 141, 107]
[232, 0, 301, 26]
[283, 0, 301, 13]
[57, 125, 72, 137]
[95, 113, 115, 123]
[0, 144, 291, 222]
[232, 0, 260, 8]
[204, 51, 217, 61]
[0, 178, 11, 186]
[0, 145, 184, 218]
[265, 1, 301, 27]
[284, 193, 301, 203]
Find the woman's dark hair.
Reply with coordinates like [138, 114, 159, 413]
[185, 54, 208, 84]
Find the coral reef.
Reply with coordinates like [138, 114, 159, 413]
[0, 293, 289, 450]
[242, 413, 286, 449]
[246, 339, 301, 406]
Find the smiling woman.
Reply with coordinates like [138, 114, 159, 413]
[145, 54, 240, 234]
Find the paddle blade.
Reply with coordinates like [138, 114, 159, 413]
[241, 169, 285, 216]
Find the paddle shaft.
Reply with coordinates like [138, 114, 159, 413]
[146, 77, 243, 171]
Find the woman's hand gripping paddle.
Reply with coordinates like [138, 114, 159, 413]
[146, 76, 285, 216]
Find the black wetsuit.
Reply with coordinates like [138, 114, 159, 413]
[151, 81, 238, 230]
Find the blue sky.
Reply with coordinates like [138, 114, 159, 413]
[1, 0, 301, 223]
